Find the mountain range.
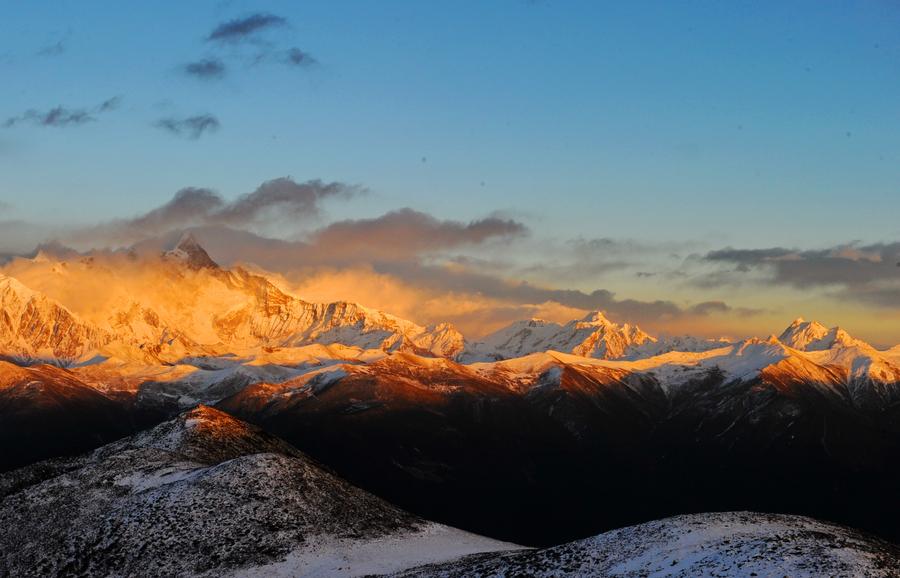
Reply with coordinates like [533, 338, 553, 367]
[1, 234, 899, 551]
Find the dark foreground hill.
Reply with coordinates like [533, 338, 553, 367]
[0, 406, 517, 577]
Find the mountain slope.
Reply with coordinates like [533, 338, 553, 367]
[0, 406, 519, 577]
[218, 342, 900, 546]
[0, 361, 134, 470]
[393, 512, 900, 577]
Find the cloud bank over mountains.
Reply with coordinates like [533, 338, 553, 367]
[3, 174, 895, 340]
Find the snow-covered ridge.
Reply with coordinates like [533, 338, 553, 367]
[391, 512, 900, 577]
[461, 311, 726, 363]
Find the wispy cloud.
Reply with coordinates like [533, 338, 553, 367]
[154, 114, 220, 139]
[207, 13, 287, 43]
[183, 58, 226, 79]
[282, 48, 316, 67]
[36, 40, 65, 57]
[3, 96, 121, 128]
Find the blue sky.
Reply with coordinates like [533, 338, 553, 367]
[1, 1, 899, 341]
[2, 1, 899, 243]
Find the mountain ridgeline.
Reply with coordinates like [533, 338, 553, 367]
[1, 235, 899, 547]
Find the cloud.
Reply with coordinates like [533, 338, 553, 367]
[207, 13, 287, 43]
[689, 300, 731, 316]
[37, 40, 65, 57]
[283, 48, 316, 67]
[3, 96, 121, 128]
[183, 58, 226, 79]
[154, 114, 220, 139]
[701, 242, 900, 308]
[74, 178, 361, 244]
[149, 223, 746, 331]
[304, 209, 527, 263]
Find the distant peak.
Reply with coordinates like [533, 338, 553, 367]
[778, 318, 869, 351]
[164, 232, 219, 270]
[579, 311, 612, 325]
[30, 240, 79, 262]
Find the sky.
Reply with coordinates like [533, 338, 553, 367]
[1, 1, 899, 344]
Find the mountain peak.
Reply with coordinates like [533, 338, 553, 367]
[778, 318, 870, 351]
[578, 311, 612, 326]
[164, 232, 219, 270]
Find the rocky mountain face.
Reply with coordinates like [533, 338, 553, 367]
[0, 406, 517, 577]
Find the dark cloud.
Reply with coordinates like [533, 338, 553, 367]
[207, 13, 287, 43]
[154, 114, 220, 139]
[3, 97, 120, 128]
[283, 48, 316, 67]
[80, 178, 361, 243]
[702, 242, 900, 308]
[183, 58, 226, 79]
[217, 178, 357, 224]
[704, 243, 900, 288]
[306, 209, 526, 262]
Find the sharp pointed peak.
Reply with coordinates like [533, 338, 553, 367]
[579, 310, 613, 325]
[164, 232, 219, 270]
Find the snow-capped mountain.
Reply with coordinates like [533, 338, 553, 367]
[778, 317, 868, 351]
[463, 311, 656, 361]
[464, 311, 732, 363]
[162, 232, 221, 270]
[0, 235, 465, 365]
[0, 406, 519, 577]
[0, 274, 108, 363]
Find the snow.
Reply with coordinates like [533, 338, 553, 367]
[463, 311, 655, 362]
[235, 523, 524, 578]
[393, 512, 900, 577]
